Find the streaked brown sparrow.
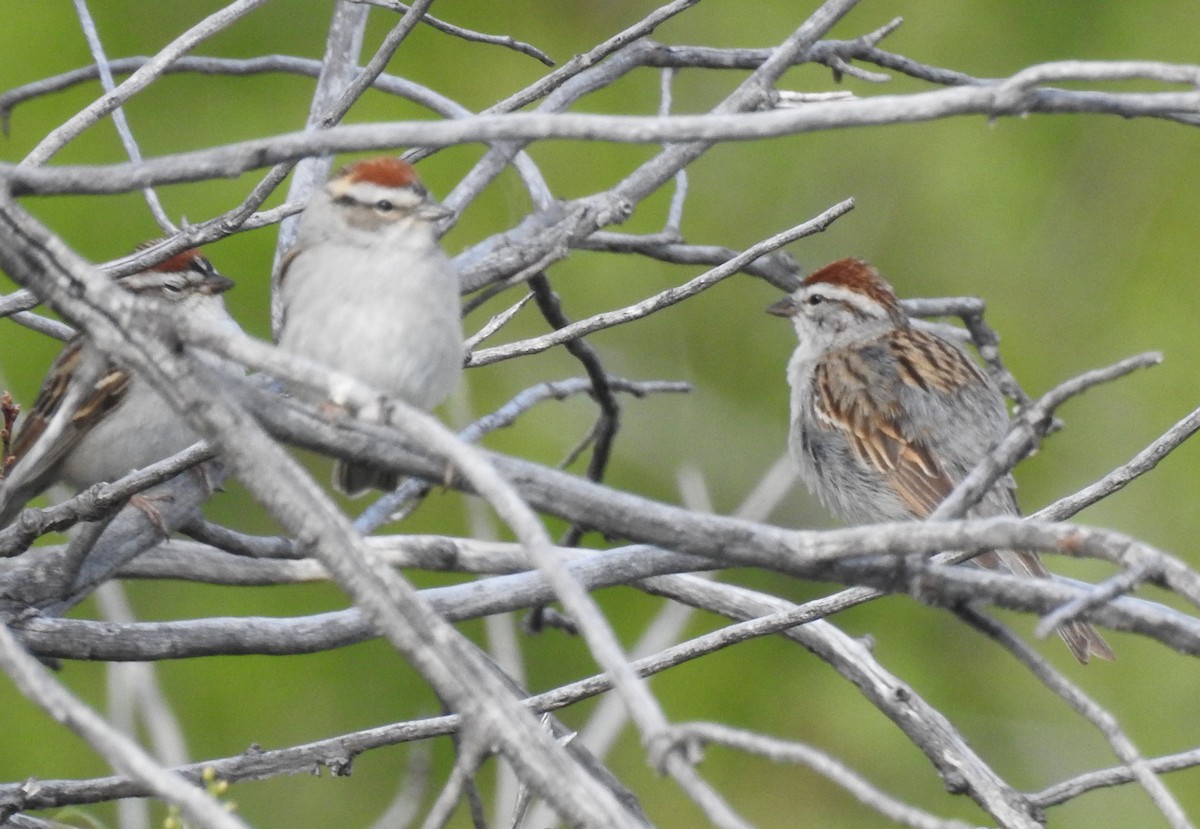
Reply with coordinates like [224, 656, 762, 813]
[0, 249, 234, 526]
[768, 258, 1113, 663]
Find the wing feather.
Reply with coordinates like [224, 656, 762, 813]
[0, 340, 129, 523]
[811, 328, 992, 519]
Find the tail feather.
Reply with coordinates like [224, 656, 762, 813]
[334, 460, 399, 497]
[975, 549, 1115, 664]
[1057, 619, 1116, 664]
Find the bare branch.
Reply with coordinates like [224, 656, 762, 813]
[5, 70, 1197, 196]
[24, 0, 274, 165]
[0, 622, 250, 829]
[5, 310, 73, 341]
[1038, 403, 1200, 521]
[672, 722, 976, 829]
[467, 201, 854, 367]
[931, 352, 1163, 522]
[0, 442, 214, 558]
[2, 4, 1197, 825]
[353, 0, 554, 66]
[71, 0, 176, 232]
[958, 608, 1190, 828]
[1035, 750, 1200, 809]
[575, 232, 801, 292]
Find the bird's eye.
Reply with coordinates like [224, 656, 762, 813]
[374, 199, 395, 213]
[806, 294, 825, 306]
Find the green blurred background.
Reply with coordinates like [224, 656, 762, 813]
[2, 2, 1199, 826]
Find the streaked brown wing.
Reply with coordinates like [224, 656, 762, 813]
[812, 333, 978, 519]
[7, 338, 129, 488]
[888, 327, 987, 395]
[816, 329, 1115, 664]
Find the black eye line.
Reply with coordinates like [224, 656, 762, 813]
[335, 192, 414, 215]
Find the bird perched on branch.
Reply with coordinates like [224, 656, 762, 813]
[0, 250, 234, 527]
[768, 258, 1113, 663]
[276, 156, 464, 496]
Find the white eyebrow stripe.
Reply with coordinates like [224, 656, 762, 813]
[347, 181, 404, 199]
[801, 282, 893, 320]
[336, 181, 424, 208]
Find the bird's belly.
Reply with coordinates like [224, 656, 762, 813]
[279, 301, 463, 410]
[59, 385, 197, 488]
[795, 426, 917, 524]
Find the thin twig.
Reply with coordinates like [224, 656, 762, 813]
[466, 201, 855, 367]
[366, 741, 432, 829]
[97, 581, 191, 767]
[352, 0, 555, 66]
[464, 292, 534, 350]
[0, 623, 250, 829]
[527, 273, 620, 541]
[575, 232, 801, 292]
[660, 67, 687, 236]
[7, 310, 74, 341]
[25, 0, 273, 165]
[1033, 562, 1155, 639]
[672, 722, 977, 829]
[1034, 749, 1200, 808]
[930, 352, 1163, 521]
[72, 0, 176, 232]
[958, 608, 1191, 829]
[354, 376, 690, 533]
[1038, 403, 1200, 521]
[419, 729, 489, 829]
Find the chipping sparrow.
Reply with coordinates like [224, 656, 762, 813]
[276, 156, 463, 495]
[768, 258, 1113, 663]
[0, 250, 235, 526]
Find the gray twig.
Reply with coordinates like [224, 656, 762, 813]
[466, 201, 854, 367]
[671, 722, 976, 829]
[24, 0, 273, 165]
[0, 622, 250, 829]
[352, 0, 555, 66]
[71, 0, 176, 232]
[958, 608, 1191, 829]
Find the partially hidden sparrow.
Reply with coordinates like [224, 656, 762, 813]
[0, 249, 235, 527]
[276, 156, 463, 496]
[768, 258, 1113, 663]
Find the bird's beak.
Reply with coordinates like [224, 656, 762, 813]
[766, 295, 799, 318]
[418, 199, 454, 223]
[202, 273, 236, 295]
